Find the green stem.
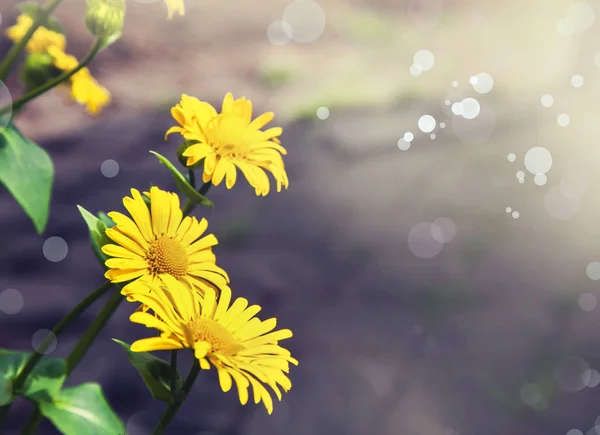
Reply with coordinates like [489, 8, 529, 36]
[0, 0, 65, 81]
[188, 170, 196, 188]
[0, 280, 112, 428]
[20, 287, 124, 434]
[152, 359, 201, 435]
[181, 182, 212, 216]
[65, 287, 123, 372]
[169, 351, 178, 393]
[19, 413, 43, 435]
[0, 38, 103, 117]
[199, 182, 211, 196]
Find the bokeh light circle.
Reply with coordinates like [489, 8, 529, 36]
[578, 293, 597, 312]
[0, 289, 24, 315]
[31, 329, 57, 355]
[555, 356, 589, 392]
[586, 262, 600, 280]
[407, 222, 444, 259]
[471, 72, 494, 94]
[267, 20, 293, 45]
[0, 80, 13, 134]
[282, 0, 326, 43]
[524, 147, 552, 174]
[42, 237, 68, 262]
[418, 114, 436, 133]
[316, 107, 329, 120]
[100, 159, 119, 178]
[413, 50, 435, 71]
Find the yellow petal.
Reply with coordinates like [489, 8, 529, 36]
[131, 337, 183, 352]
[194, 341, 211, 360]
[104, 268, 145, 283]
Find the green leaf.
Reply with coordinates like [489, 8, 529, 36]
[39, 383, 124, 435]
[112, 339, 183, 404]
[16, 1, 65, 34]
[77, 205, 110, 266]
[96, 211, 116, 229]
[150, 150, 214, 209]
[0, 122, 54, 233]
[0, 349, 66, 403]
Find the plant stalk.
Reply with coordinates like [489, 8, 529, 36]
[0, 280, 112, 428]
[152, 359, 201, 435]
[0, 38, 103, 117]
[0, 0, 65, 81]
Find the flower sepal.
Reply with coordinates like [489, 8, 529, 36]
[176, 140, 204, 170]
[19, 52, 58, 91]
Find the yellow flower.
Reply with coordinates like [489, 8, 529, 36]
[166, 93, 289, 196]
[5, 14, 66, 53]
[127, 275, 297, 414]
[164, 0, 185, 19]
[101, 187, 229, 299]
[47, 46, 111, 115]
[69, 74, 111, 115]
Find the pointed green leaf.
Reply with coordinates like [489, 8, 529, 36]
[77, 205, 110, 266]
[150, 150, 214, 209]
[0, 122, 54, 233]
[112, 339, 182, 404]
[0, 349, 66, 403]
[39, 383, 124, 435]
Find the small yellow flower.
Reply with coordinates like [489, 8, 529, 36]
[164, 0, 185, 19]
[47, 46, 111, 115]
[166, 93, 289, 196]
[101, 187, 229, 298]
[127, 275, 297, 414]
[5, 14, 66, 53]
[69, 74, 111, 115]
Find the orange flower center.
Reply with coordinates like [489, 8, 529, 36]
[189, 316, 244, 356]
[146, 236, 189, 277]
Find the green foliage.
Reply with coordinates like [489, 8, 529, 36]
[0, 122, 54, 233]
[150, 150, 214, 209]
[0, 349, 66, 402]
[77, 205, 111, 266]
[39, 383, 124, 435]
[259, 66, 295, 87]
[96, 211, 116, 229]
[112, 340, 183, 404]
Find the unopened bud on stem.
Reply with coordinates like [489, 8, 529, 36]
[84, 0, 125, 41]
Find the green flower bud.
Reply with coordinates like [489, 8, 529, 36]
[84, 0, 125, 40]
[19, 52, 58, 91]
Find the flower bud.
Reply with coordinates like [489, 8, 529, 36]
[19, 52, 57, 91]
[84, 0, 125, 41]
[177, 140, 204, 170]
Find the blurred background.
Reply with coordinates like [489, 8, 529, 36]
[2, 0, 600, 434]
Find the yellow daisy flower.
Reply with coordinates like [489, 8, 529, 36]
[165, 93, 289, 196]
[47, 46, 111, 115]
[101, 186, 229, 299]
[127, 275, 298, 414]
[5, 14, 66, 53]
[164, 0, 185, 19]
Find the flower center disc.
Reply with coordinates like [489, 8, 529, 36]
[147, 236, 189, 277]
[191, 317, 244, 355]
